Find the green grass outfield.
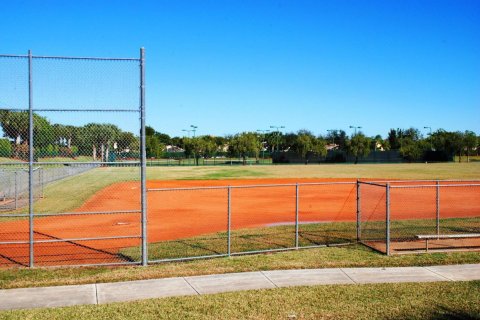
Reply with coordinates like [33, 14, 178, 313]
[1, 281, 479, 319]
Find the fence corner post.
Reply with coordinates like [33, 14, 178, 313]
[140, 47, 148, 266]
[385, 182, 391, 256]
[356, 179, 361, 241]
[227, 186, 231, 257]
[436, 180, 440, 238]
[295, 183, 299, 249]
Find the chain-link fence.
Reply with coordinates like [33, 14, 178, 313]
[359, 180, 480, 255]
[143, 182, 357, 263]
[0, 50, 146, 268]
[1, 51, 479, 268]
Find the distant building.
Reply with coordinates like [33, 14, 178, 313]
[165, 145, 184, 153]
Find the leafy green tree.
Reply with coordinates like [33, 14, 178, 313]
[291, 130, 327, 163]
[347, 133, 371, 164]
[464, 131, 477, 162]
[0, 138, 12, 157]
[146, 135, 164, 158]
[387, 129, 400, 150]
[399, 139, 423, 162]
[229, 132, 261, 165]
[84, 123, 121, 162]
[201, 136, 217, 158]
[118, 131, 139, 153]
[183, 137, 205, 165]
[431, 129, 466, 162]
[0, 111, 53, 160]
[265, 131, 284, 153]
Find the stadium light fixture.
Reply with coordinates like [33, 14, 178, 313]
[190, 125, 198, 137]
[349, 125, 362, 135]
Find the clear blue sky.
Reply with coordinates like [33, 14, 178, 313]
[1, 0, 479, 138]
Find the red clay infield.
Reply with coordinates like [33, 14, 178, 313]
[0, 178, 478, 267]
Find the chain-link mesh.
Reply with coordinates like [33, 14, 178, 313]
[145, 187, 228, 262]
[0, 52, 143, 267]
[387, 183, 480, 252]
[358, 182, 387, 253]
[0, 56, 28, 110]
[298, 183, 356, 247]
[390, 186, 437, 241]
[230, 185, 297, 254]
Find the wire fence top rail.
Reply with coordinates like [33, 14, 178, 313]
[369, 179, 480, 183]
[390, 183, 480, 188]
[0, 53, 140, 61]
[147, 181, 357, 192]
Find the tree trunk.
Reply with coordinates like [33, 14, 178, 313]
[106, 142, 110, 163]
[92, 144, 97, 161]
[101, 144, 105, 162]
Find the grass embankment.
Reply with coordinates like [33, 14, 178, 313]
[1, 244, 480, 290]
[1, 281, 479, 319]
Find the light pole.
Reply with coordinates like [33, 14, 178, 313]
[327, 129, 335, 145]
[257, 129, 270, 160]
[182, 129, 194, 164]
[424, 126, 433, 151]
[349, 125, 362, 135]
[190, 125, 198, 137]
[269, 125, 285, 153]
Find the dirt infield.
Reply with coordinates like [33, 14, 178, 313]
[0, 178, 479, 267]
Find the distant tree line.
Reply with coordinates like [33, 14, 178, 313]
[0, 111, 139, 161]
[1, 111, 478, 164]
[145, 126, 480, 164]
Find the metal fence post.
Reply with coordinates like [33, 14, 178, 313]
[436, 180, 440, 237]
[14, 171, 18, 210]
[40, 167, 44, 198]
[295, 183, 299, 249]
[28, 49, 34, 268]
[140, 47, 148, 266]
[385, 183, 391, 256]
[356, 179, 361, 241]
[227, 186, 231, 256]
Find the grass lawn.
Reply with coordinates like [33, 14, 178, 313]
[1, 244, 480, 290]
[0, 281, 479, 319]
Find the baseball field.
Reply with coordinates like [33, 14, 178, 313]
[0, 163, 479, 268]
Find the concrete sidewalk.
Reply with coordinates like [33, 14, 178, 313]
[1, 264, 479, 311]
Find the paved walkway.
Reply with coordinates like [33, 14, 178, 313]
[1, 264, 479, 311]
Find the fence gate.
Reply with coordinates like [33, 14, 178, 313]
[358, 180, 480, 255]
[0, 50, 147, 267]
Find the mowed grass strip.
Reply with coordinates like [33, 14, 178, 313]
[2, 244, 480, 290]
[1, 281, 479, 320]
[118, 217, 478, 261]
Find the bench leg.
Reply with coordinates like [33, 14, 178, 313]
[426, 239, 429, 252]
